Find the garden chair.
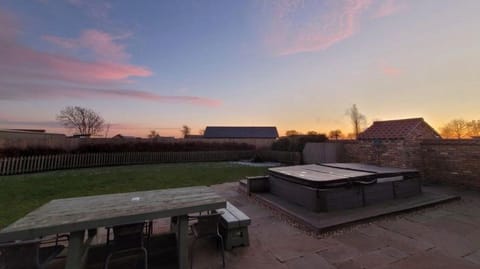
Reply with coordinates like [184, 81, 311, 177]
[189, 212, 225, 269]
[0, 238, 65, 269]
[104, 222, 148, 269]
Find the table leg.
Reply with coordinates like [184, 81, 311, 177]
[65, 230, 85, 269]
[170, 216, 178, 233]
[177, 215, 188, 269]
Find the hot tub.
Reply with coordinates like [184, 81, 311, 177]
[265, 163, 422, 212]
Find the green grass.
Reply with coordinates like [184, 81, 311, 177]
[0, 162, 268, 228]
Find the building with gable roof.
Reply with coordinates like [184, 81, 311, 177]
[358, 118, 441, 141]
[186, 126, 279, 148]
[345, 118, 441, 168]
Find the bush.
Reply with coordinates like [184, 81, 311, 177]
[0, 142, 255, 157]
[271, 134, 328, 152]
[75, 141, 255, 153]
[0, 146, 66, 157]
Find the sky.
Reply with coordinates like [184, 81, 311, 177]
[0, 0, 479, 137]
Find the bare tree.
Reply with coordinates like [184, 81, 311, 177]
[346, 104, 366, 139]
[440, 119, 469, 139]
[148, 130, 160, 139]
[181, 125, 191, 138]
[285, 130, 301, 136]
[329, 129, 343, 140]
[57, 106, 104, 135]
[198, 129, 205, 135]
[307, 131, 318, 135]
[468, 120, 480, 137]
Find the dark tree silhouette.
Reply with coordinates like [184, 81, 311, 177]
[181, 125, 191, 138]
[346, 104, 366, 139]
[57, 106, 104, 135]
[440, 119, 469, 139]
[329, 129, 343, 140]
[285, 130, 301, 136]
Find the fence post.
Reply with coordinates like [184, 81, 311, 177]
[0, 158, 5, 176]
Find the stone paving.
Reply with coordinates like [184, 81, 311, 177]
[47, 182, 480, 268]
[208, 182, 480, 269]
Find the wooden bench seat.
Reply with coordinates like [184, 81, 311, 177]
[217, 202, 251, 250]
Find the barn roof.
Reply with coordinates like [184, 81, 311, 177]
[358, 118, 440, 140]
[203, 126, 278, 139]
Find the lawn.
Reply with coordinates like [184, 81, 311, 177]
[0, 162, 269, 228]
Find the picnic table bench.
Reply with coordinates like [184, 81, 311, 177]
[0, 186, 226, 269]
[217, 202, 251, 250]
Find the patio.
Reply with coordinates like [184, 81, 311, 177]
[41, 181, 480, 268]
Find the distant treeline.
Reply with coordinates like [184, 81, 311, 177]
[272, 134, 328, 152]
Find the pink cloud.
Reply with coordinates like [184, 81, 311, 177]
[0, 9, 220, 107]
[43, 29, 131, 62]
[0, 8, 19, 42]
[266, 0, 373, 56]
[373, 0, 407, 18]
[0, 9, 150, 84]
[0, 44, 151, 83]
[0, 81, 221, 107]
[380, 63, 402, 77]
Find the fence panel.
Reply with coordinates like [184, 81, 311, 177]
[0, 150, 259, 176]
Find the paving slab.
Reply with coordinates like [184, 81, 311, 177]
[335, 246, 408, 269]
[380, 249, 479, 269]
[464, 249, 480, 265]
[44, 182, 480, 269]
[334, 229, 388, 253]
[356, 224, 434, 254]
[316, 240, 361, 264]
[285, 253, 335, 269]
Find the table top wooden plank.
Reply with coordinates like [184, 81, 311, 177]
[0, 186, 225, 242]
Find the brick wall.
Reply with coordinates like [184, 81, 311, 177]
[343, 140, 418, 168]
[421, 139, 480, 187]
[343, 139, 480, 188]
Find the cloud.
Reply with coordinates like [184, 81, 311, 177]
[0, 9, 150, 84]
[43, 29, 131, 63]
[265, 0, 373, 56]
[0, 81, 221, 107]
[0, 8, 220, 107]
[380, 63, 402, 77]
[372, 0, 406, 18]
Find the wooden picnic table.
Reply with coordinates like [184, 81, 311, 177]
[0, 186, 226, 269]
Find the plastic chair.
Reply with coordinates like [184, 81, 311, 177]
[104, 223, 148, 269]
[0, 239, 64, 269]
[189, 212, 225, 269]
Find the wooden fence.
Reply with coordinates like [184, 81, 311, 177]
[0, 150, 303, 176]
[256, 150, 302, 165]
[0, 151, 254, 176]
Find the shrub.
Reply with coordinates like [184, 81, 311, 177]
[271, 134, 328, 152]
[0, 146, 66, 157]
[75, 141, 255, 153]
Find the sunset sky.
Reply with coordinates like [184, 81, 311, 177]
[0, 0, 479, 137]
